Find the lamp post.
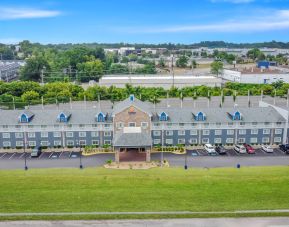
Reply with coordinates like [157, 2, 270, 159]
[184, 149, 188, 170]
[77, 141, 83, 169]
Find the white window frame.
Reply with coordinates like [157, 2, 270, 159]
[3, 141, 11, 147]
[262, 137, 270, 143]
[215, 130, 222, 136]
[15, 132, 23, 139]
[104, 131, 111, 137]
[28, 141, 36, 147]
[41, 132, 48, 138]
[189, 138, 198, 144]
[238, 138, 245, 144]
[116, 122, 124, 129]
[41, 141, 49, 146]
[178, 138, 185, 144]
[67, 140, 74, 146]
[250, 138, 258, 144]
[153, 139, 161, 145]
[141, 122, 148, 129]
[79, 132, 86, 137]
[16, 141, 23, 147]
[165, 130, 173, 136]
[104, 140, 111, 145]
[153, 130, 161, 136]
[54, 141, 62, 146]
[92, 140, 99, 146]
[190, 130, 198, 136]
[91, 131, 99, 137]
[226, 138, 234, 144]
[165, 139, 173, 145]
[66, 132, 74, 138]
[214, 138, 222, 144]
[202, 138, 209, 144]
[53, 132, 61, 138]
[275, 129, 282, 135]
[263, 129, 270, 135]
[227, 130, 234, 135]
[128, 122, 136, 127]
[178, 130, 186, 136]
[2, 133, 10, 139]
[251, 129, 258, 135]
[239, 129, 246, 135]
[28, 132, 35, 138]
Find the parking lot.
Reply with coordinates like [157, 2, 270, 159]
[0, 151, 82, 160]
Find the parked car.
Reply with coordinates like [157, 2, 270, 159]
[261, 145, 273, 153]
[234, 144, 246, 154]
[279, 144, 289, 154]
[243, 143, 255, 154]
[215, 145, 227, 155]
[204, 144, 217, 155]
[31, 147, 42, 158]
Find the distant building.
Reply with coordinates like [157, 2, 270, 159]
[99, 74, 222, 88]
[0, 62, 22, 82]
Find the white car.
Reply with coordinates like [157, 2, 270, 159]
[234, 144, 246, 154]
[204, 144, 216, 154]
[261, 145, 273, 153]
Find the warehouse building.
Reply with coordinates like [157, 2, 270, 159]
[0, 95, 287, 162]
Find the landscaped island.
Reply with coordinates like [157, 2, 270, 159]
[0, 166, 289, 220]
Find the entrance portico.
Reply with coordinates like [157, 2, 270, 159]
[113, 132, 152, 163]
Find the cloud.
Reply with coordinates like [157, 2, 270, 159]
[0, 38, 21, 44]
[0, 7, 61, 20]
[119, 9, 289, 34]
[211, 0, 255, 3]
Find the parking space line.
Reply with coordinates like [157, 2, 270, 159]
[69, 151, 72, 157]
[0, 153, 7, 159]
[59, 151, 63, 158]
[19, 153, 25, 159]
[9, 153, 16, 160]
[38, 152, 44, 159]
[49, 152, 54, 159]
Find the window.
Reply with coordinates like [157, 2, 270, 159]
[16, 141, 23, 147]
[226, 138, 234, 144]
[189, 138, 198, 144]
[153, 130, 161, 136]
[67, 124, 72, 128]
[190, 130, 197, 135]
[41, 141, 49, 146]
[262, 137, 270, 143]
[2, 125, 8, 129]
[41, 132, 48, 138]
[252, 122, 258, 126]
[275, 129, 282, 135]
[3, 141, 11, 147]
[116, 122, 124, 129]
[28, 132, 35, 138]
[166, 130, 173, 136]
[79, 132, 86, 137]
[195, 112, 205, 121]
[251, 129, 258, 135]
[238, 138, 245, 143]
[54, 124, 60, 129]
[239, 129, 246, 135]
[239, 122, 245, 126]
[216, 122, 221, 128]
[2, 133, 10, 139]
[228, 122, 234, 127]
[53, 132, 61, 138]
[15, 125, 21, 129]
[104, 124, 111, 128]
[203, 123, 209, 128]
[54, 141, 61, 146]
[154, 123, 160, 127]
[97, 113, 105, 122]
[214, 138, 221, 144]
[276, 122, 282, 126]
[141, 122, 148, 128]
[215, 130, 222, 136]
[250, 138, 258, 144]
[232, 111, 241, 120]
[178, 130, 185, 136]
[28, 141, 36, 147]
[104, 140, 111, 145]
[92, 140, 99, 146]
[159, 112, 168, 121]
[165, 139, 173, 145]
[19, 114, 29, 123]
[202, 138, 209, 144]
[153, 139, 161, 145]
[263, 129, 270, 135]
[79, 124, 85, 128]
[166, 123, 173, 127]
[15, 132, 23, 138]
[227, 130, 234, 135]
[179, 123, 185, 127]
[58, 113, 68, 123]
[41, 125, 47, 129]
[92, 124, 98, 128]
[91, 132, 99, 137]
[191, 123, 197, 127]
[79, 140, 86, 146]
[66, 132, 73, 138]
[67, 140, 74, 146]
[264, 122, 271, 126]
[104, 131, 111, 137]
[178, 139, 185, 144]
[128, 122, 136, 127]
[28, 125, 33, 129]
[202, 130, 209, 136]
[274, 137, 282, 143]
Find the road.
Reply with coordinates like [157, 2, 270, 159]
[0, 148, 288, 170]
[0, 218, 289, 227]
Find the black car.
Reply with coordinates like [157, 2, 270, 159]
[279, 144, 289, 153]
[215, 145, 227, 155]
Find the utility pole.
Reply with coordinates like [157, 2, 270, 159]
[40, 67, 45, 85]
[171, 54, 175, 88]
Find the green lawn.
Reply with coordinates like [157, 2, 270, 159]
[0, 166, 289, 220]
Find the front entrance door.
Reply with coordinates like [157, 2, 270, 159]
[119, 148, 146, 162]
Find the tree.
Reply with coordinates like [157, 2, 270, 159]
[247, 48, 265, 61]
[77, 60, 104, 82]
[21, 91, 40, 104]
[20, 54, 50, 81]
[192, 60, 197, 69]
[158, 58, 166, 68]
[109, 64, 129, 74]
[135, 63, 156, 74]
[210, 61, 223, 76]
[176, 55, 189, 68]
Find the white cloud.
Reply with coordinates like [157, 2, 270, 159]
[0, 38, 21, 44]
[0, 7, 61, 20]
[120, 9, 289, 34]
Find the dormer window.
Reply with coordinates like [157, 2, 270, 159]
[57, 112, 71, 123]
[194, 112, 206, 121]
[159, 112, 168, 121]
[129, 94, 135, 102]
[97, 112, 106, 122]
[232, 111, 242, 121]
[18, 111, 34, 123]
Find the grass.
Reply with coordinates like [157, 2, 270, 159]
[0, 166, 289, 220]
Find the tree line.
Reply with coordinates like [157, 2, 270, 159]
[0, 81, 288, 109]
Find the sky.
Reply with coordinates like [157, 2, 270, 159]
[1, 0, 289, 44]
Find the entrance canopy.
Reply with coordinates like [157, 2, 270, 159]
[113, 132, 152, 148]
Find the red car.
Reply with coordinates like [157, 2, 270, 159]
[243, 143, 255, 154]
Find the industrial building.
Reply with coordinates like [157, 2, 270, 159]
[99, 74, 222, 88]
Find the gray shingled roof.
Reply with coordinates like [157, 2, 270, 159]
[112, 97, 152, 116]
[113, 133, 152, 147]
